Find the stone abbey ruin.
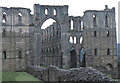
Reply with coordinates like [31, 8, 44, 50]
[1, 4, 119, 79]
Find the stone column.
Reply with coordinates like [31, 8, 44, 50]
[118, 2, 120, 78]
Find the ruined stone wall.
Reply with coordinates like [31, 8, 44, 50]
[62, 16, 83, 67]
[0, 4, 117, 72]
[83, 6, 117, 70]
[27, 66, 115, 82]
[32, 4, 69, 67]
[0, 7, 32, 71]
[2, 27, 30, 71]
[31, 4, 117, 70]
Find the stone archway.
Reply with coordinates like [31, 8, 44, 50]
[70, 47, 77, 68]
[106, 63, 113, 71]
[80, 47, 86, 67]
[38, 17, 62, 30]
[32, 4, 69, 66]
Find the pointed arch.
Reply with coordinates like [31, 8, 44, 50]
[105, 14, 109, 27]
[107, 31, 109, 37]
[81, 21, 84, 31]
[2, 29, 6, 37]
[18, 13, 22, 23]
[107, 48, 110, 55]
[69, 36, 73, 43]
[80, 36, 83, 44]
[2, 51, 6, 59]
[45, 8, 48, 15]
[53, 9, 57, 15]
[94, 31, 97, 37]
[3, 12, 7, 23]
[71, 19, 73, 30]
[74, 36, 77, 44]
[92, 14, 97, 27]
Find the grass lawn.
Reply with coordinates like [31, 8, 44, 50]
[114, 79, 120, 81]
[107, 74, 120, 82]
[2, 71, 43, 82]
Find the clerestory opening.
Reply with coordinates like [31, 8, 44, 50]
[69, 36, 73, 43]
[2, 51, 6, 60]
[45, 8, 48, 15]
[2, 12, 7, 23]
[18, 13, 22, 23]
[54, 9, 57, 15]
[80, 36, 83, 44]
[92, 14, 96, 27]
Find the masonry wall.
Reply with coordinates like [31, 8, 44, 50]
[32, 4, 70, 67]
[0, 4, 118, 73]
[0, 7, 32, 71]
[27, 66, 115, 82]
[83, 6, 117, 70]
[30, 5, 118, 71]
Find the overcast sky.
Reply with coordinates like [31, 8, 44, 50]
[0, 0, 119, 41]
[0, 0, 119, 16]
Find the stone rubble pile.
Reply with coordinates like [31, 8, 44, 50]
[27, 65, 115, 82]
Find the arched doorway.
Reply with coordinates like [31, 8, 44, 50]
[70, 46, 77, 68]
[17, 50, 23, 71]
[106, 63, 113, 71]
[80, 47, 86, 67]
[2, 51, 6, 60]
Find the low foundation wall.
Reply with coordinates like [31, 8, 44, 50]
[27, 65, 116, 82]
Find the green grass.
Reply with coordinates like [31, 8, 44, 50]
[2, 71, 43, 82]
[114, 79, 120, 81]
[107, 74, 112, 78]
[107, 74, 120, 82]
[107, 74, 120, 81]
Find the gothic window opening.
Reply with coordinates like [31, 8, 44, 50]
[45, 8, 48, 15]
[71, 20, 73, 30]
[69, 36, 73, 43]
[80, 36, 83, 44]
[74, 36, 77, 44]
[94, 31, 96, 37]
[2, 12, 6, 23]
[107, 31, 109, 37]
[2, 51, 6, 60]
[18, 13, 22, 23]
[94, 48, 97, 55]
[81, 21, 84, 31]
[93, 14, 96, 27]
[105, 15, 109, 27]
[107, 48, 110, 55]
[18, 51, 22, 59]
[106, 63, 113, 71]
[54, 9, 57, 15]
[2, 29, 6, 37]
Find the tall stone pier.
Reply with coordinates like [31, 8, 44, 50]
[118, 2, 120, 78]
